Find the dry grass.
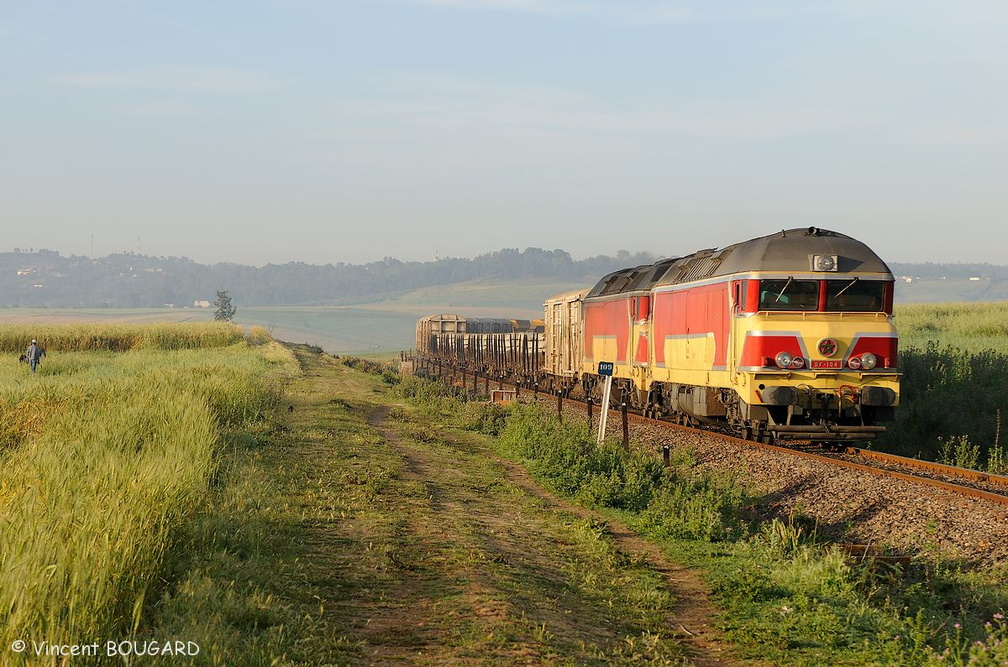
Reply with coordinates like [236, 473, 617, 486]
[0, 321, 244, 353]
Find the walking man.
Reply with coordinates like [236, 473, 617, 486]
[26, 338, 46, 373]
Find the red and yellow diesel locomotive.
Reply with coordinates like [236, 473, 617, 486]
[417, 227, 900, 443]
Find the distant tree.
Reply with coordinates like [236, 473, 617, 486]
[214, 289, 236, 321]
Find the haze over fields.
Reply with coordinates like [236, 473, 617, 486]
[3, 243, 1007, 354]
[4, 3, 1008, 268]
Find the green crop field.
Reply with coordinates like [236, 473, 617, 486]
[895, 301, 1008, 352]
[885, 301, 1008, 468]
[0, 323, 297, 654]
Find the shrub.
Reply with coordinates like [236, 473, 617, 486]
[497, 402, 749, 538]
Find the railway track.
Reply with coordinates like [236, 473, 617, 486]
[837, 446, 1008, 504]
[437, 366, 1008, 510]
[597, 397, 1008, 508]
[429, 365, 1008, 509]
[417, 365, 1008, 564]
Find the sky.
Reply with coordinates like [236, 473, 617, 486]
[2, 1, 1006, 267]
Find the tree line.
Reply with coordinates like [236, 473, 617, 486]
[4, 248, 1006, 309]
[0, 248, 659, 308]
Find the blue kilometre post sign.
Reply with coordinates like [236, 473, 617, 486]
[596, 362, 614, 443]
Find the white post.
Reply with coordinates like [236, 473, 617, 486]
[596, 375, 613, 444]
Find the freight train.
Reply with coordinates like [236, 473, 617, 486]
[415, 227, 900, 444]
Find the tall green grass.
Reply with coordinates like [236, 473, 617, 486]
[1, 384, 217, 644]
[0, 326, 296, 652]
[884, 302, 1008, 467]
[896, 301, 1008, 352]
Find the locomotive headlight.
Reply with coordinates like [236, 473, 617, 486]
[848, 356, 862, 370]
[775, 351, 793, 369]
[860, 352, 877, 370]
[790, 356, 805, 369]
[812, 254, 839, 272]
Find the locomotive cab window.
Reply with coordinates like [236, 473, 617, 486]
[826, 280, 885, 312]
[758, 279, 819, 311]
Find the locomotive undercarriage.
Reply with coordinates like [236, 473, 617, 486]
[575, 373, 892, 445]
[644, 380, 891, 444]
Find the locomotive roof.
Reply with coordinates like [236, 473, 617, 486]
[699, 227, 892, 279]
[585, 227, 892, 298]
[544, 287, 591, 304]
[657, 227, 894, 286]
[585, 259, 679, 298]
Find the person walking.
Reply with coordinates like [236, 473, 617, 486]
[25, 338, 46, 373]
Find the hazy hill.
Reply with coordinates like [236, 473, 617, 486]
[3, 248, 1008, 312]
[0, 248, 652, 309]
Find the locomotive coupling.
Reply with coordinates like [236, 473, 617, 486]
[860, 386, 896, 407]
[761, 384, 895, 408]
[762, 386, 797, 406]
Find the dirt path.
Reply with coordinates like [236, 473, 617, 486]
[282, 348, 738, 665]
[354, 402, 735, 665]
[488, 454, 735, 667]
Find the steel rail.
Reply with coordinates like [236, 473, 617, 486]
[845, 447, 1008, 489]
[417, 360, 1008, 508]
[570, 394, 1008, 508]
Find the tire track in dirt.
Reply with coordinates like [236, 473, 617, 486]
[366, 404, 737, 666]
[493, 456, 736, 667]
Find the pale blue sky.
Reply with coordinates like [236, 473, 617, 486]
[3, 1, 1006, 266]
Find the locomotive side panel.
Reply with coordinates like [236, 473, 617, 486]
[583, 297, 633, 374]
[650, 280, 732, 387]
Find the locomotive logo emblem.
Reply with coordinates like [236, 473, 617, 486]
[817, 338, 839, 357]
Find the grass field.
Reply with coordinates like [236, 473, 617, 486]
[882, 301, 1008, 466]
[896, 301, 1008, 351]
[0, 324, 297, 658]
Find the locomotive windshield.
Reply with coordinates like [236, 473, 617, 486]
[758, 279, 819, 311]
[825, 279, 885, 312]
[755, 278, 888, 312]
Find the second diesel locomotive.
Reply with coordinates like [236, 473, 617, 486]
[416, 227, 900, 443]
